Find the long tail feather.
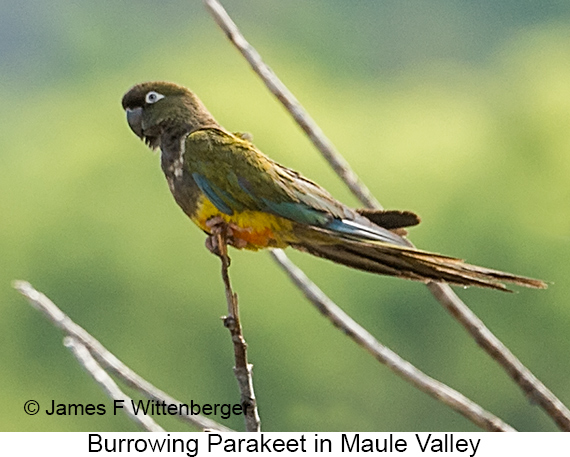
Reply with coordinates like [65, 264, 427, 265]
[292, 230, 547, 291]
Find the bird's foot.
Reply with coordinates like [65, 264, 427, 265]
[205, 217, 247, 257]
[205, 234, 223, 257]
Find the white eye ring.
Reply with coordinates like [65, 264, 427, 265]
[145, 91, 165, 104]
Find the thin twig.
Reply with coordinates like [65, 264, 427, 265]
[204, 0, 570, 431]
[13, 280, 233, 432]
[427, 282, 570, 430]
[64, 337, 165, 432]
[271, 249, 515, 432]
[214, 232, 261, 432]
[203, 0, 379, 209]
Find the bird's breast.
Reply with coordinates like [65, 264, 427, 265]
[192, 195, 294, 250]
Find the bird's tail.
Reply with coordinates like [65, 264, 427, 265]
[291, 229, 547, 292]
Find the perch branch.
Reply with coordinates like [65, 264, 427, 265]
[13, 280, 233, 432]
[271, 249, 515, 432]
[64, 337, 165, 432]
[213, 230, 261, 432]
[204, 0, 570, 431]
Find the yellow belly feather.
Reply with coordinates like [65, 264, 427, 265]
[191, 196, 293, 250]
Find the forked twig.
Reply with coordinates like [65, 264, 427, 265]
[13, 280, 233, 432]
[204, 0, 570, 431]
[64, 337, 165, 432]
[214, 231, 261, 432]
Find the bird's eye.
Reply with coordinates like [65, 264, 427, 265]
[145, 91, 165, 104]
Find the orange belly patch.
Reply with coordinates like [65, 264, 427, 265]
[191, 195, 293, 250]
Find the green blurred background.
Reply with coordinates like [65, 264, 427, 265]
[1, 0, 569, 432]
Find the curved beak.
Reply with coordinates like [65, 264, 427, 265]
[126, 107, 143, 139]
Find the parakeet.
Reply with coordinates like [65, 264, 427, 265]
[121, 81, 546, 292]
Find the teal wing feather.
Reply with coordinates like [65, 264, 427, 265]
[191, 172, 238, 215]
[184, 129, 338, 223]
[184, 128, 407, 245]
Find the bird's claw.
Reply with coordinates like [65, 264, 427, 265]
[205, 235, 224, 258]
[205, 217, 247, 257]
[205, 216, 226, 233]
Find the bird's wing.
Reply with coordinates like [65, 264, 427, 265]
[185, 128, 407, 245]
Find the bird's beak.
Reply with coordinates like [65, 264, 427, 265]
[126, 107, 144, 139]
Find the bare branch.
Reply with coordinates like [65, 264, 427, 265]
[13, 280, 234, 432]
[213, 230, 261, 432]
[203, 0, 380, 209]
[204, 0, 570, 431]
[64, 337, 165, 432]
[427, 282, 570, 430]
[271, 249, 515, 432]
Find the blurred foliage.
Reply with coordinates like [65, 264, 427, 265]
[1, 0, 569, 432]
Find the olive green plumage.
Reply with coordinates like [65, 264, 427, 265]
[122, 81, 547, 292]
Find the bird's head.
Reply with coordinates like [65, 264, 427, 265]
[121, 81, 218, 149]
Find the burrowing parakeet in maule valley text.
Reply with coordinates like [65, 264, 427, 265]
[122, 81, 546, 292]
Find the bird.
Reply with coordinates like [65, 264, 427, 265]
[121, 81, 547, 292]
